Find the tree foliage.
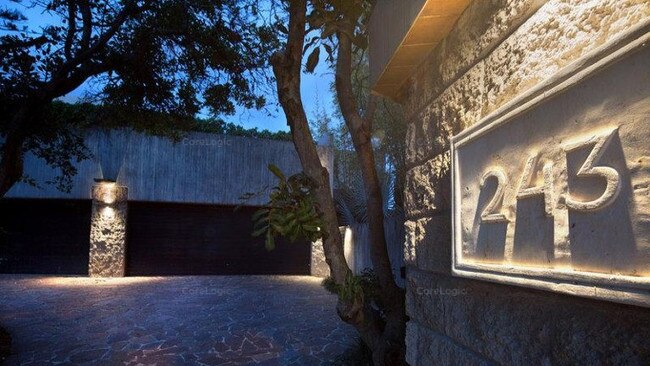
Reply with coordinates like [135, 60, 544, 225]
[0, 0, 279, 196]
[0, 0, 276, 114]
[189, 119, 291, 141]
[250, 164, 325, 250]
[304, 1, 407, 212]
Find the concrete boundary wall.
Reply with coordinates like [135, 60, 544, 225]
[7, 130, 333, 207]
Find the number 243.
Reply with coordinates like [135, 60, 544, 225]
[480, 128, 621, 224]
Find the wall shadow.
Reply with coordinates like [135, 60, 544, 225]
[473, 175, 508, 262]
[476, 222, 508, 262]
[566, 130, 637, 275]
[513, 197, 554, 266]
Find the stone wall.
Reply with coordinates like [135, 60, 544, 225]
[88, 184, 128, 277]
[402, 0, 650, 364]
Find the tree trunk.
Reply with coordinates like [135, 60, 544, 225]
[271, 2, 407, 364]
[0, 103, 36, 198]
[0, 129, 26, 198]
[270, 0, 351, 287]
[334, 20, 407, 366]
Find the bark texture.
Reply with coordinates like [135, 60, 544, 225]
[335, 19, 407, 366]
[271, 2, 406, 364]
[270, 0, 351, 286]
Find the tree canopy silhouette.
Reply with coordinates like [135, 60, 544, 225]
[0, 0, 279, 195]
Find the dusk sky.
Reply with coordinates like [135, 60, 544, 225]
[10, 1, 338, 133]
[59, 62, 337, 133]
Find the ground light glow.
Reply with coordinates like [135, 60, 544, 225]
[39, 276, 164, 287]
[281, 276, 323, 284]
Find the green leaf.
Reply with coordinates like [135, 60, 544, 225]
[303, 225, 319, 232]
[268, 164, 286, 181]
[323, 43, 334, 61]
[265, 231, 275, 251]
[276, 23, 288, 34]
[252, 225, 269, 237]
[305, 46, 320, 73]
[251, 208, 269, 222]
[303, 36, 319, 54]
[254, 216, 269, 228]
[252, 167, 325, 245]
[271, 223, 286, 236]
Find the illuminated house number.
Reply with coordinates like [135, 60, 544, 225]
[479, 128, 620, 224]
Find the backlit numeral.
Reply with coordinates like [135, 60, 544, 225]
[480, 169, 509, 223]
[475, 128, 622, 229]
[517, 153, 553, 217]
[563, 128, 621, 212]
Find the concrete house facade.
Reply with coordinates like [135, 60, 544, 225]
[1, 130, 333, 277]
[369, 0, 649, 364]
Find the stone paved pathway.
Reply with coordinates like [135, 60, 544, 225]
[0, 275, 358, 365]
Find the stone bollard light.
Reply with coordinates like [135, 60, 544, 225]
[88, 181, 128, 277]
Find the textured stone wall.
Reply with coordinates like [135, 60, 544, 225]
[310, 238, 330, 277]
[88, 184, 128, 277]
[406, 269, 650, 365]
[402, 0, 650, 364]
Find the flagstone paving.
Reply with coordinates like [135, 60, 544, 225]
[0, 275, 357, 365]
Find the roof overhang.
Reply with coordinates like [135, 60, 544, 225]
[369, 0, 470, 99]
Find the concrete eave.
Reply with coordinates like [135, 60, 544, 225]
[370, 0, 470, 99]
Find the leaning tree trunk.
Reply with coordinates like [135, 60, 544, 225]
[270, 0, 351, 286]
[0, 102, 37, 198]
[0, 129, 26, 198]
[334, 20, 407, 366]
[271, 1, 406, 364]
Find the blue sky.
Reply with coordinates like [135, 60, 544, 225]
[59, 62, 337, 134]
[5, 1, 338, 133]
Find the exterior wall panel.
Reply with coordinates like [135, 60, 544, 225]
[6, 131, 317, 207]
[387, 0, 650, 363]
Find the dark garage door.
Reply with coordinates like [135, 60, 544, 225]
[0, 198, 91, 275]
[126, 201, 311, 276]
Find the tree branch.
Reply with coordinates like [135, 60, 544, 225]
[55, 0, 140, 81]
[49, 61, 111, 97]
[270, 0, 352, 286]
[0, 35, 48, 52]
[64, 0, 77, 60]
[334, 20, 364, 134]
[334, 13, 402, 314]
[79, 0, 92, 51]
